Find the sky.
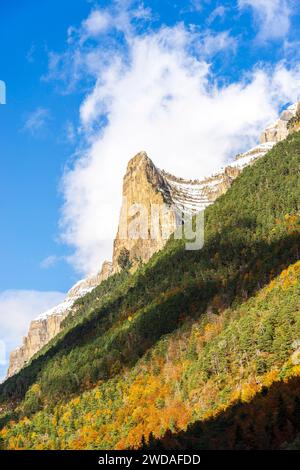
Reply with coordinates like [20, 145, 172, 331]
[1, 0, 300, 379]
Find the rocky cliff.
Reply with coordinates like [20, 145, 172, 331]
[7, 101, 299, 377]
[112, 152, 177, 270]
[112, 152, 235, 270]
[7, 260, 112, 377]
[260, 102, 298, 143]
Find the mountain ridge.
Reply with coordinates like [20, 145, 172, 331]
[7, 101, 300, 378]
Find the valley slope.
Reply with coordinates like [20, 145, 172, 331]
[1, 131, 300, 449]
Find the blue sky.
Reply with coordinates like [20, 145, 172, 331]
[1, 0, 300, 378]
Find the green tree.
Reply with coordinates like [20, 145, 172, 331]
[117, 248, 132, 270]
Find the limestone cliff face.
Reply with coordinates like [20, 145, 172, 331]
[111, 150, 234, 271]
[112, 152, 177, 270]
[286, 102, 300, 133]
[112, 148, 253, 272]
[260, 103, 298, 144]
[7, 260, 112, 377]
[7, 315, 64, 377]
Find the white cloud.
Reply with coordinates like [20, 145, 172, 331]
[182, 0, 202, 13]
[207, 6, 226, 24]
[0, 290, 65, 381]
[40, 255, 62, 269]
[200, 31, 237, 56]
[23, 107, 50, 136]
[83, 9, 112, 37]
[239, 0, 292, 41]
[65, 120, 77, 144]
[80, 3, 152, 38]
[26, 44, 36, 63]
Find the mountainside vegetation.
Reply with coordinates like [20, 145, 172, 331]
[1, 131, 300, 450]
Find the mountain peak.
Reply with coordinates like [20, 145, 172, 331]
[126, 151, 151, 171]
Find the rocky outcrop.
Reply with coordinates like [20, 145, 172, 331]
[111, 150, 233, 271]
[8, 101, 299, 377]
[112, 152, 177, 270]
[7, 260, 112, 377]
[286, 103, 300, 133]
[7, 315, 64, 377]
[260, 103, 298, 144]
[67, 261, 112, 298]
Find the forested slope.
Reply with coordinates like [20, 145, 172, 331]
[1, 132, 300, 449]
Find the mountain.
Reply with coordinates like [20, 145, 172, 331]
[7, 102, 299, 379]
[2, 105, 300, 450]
